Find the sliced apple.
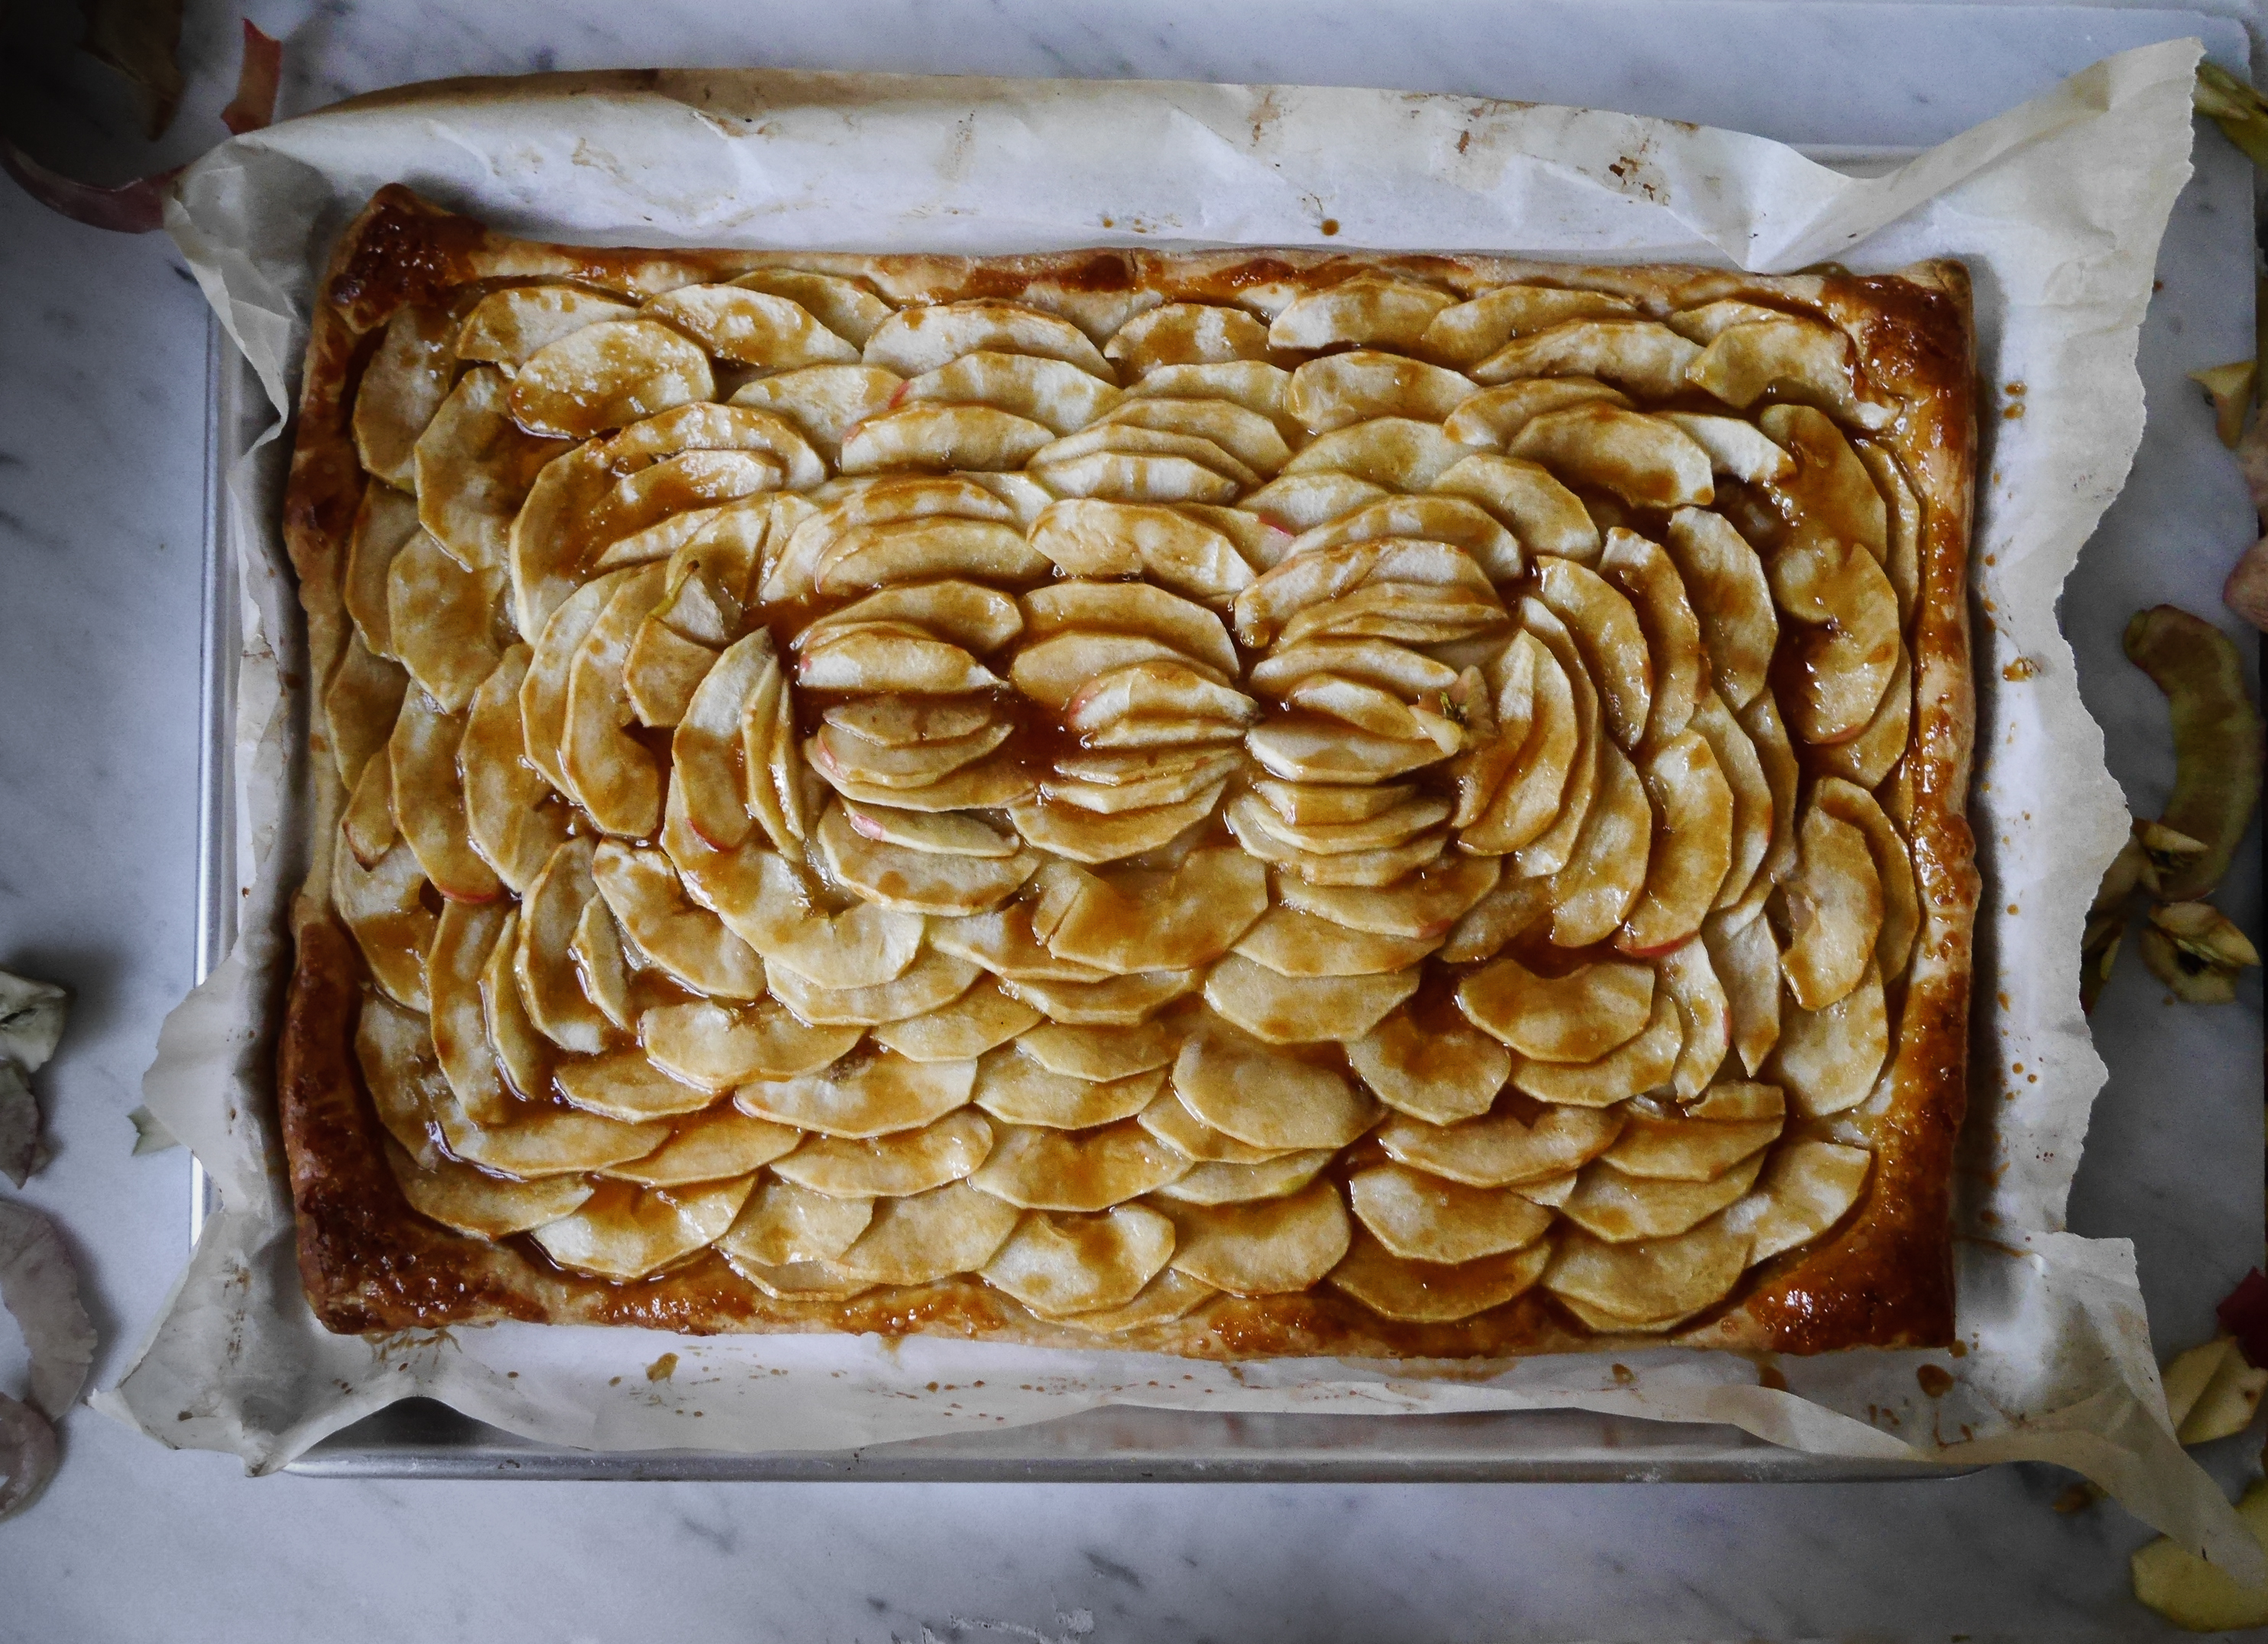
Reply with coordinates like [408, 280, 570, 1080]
[586, 841, 763, 998]
[730, 268, 893, 345]
[1811, 777, 1918, 981]
[1439, 872, 1554, 965]
[1239, 723, 1441, 788]
[515, 571, 614, 793]
[511, 838, 608, 1054]
[1598, 529, 1702, 742]
[1507, 404, 1712, 510]
[345, 481, 420, 659]
[1703, 908, 1783, 1076]
[1442, 377, 1629, 451]
[426, 900, 516, 1126]
[1780, 803, 1885, 1011]
[1137, 1090, 1295, 1164]
[1658, 937, 1732, 1099]
[1277, 583, 1508, 649]
[870, 980, 1042, 1063]
[1616, 731, 1732, 954]
[1097, 396, 1291, 476]
[1375, 1105, 1623, 1189]
[731, 1049, 973, 1138]
[1514, 986, 1681, 1107]
[1124, 361, 1292, 425]
[387, 691, 502, 903]
[426, 1083, 671, 1181]
[1022, 584, 1236, 680]
[1664, 299, 1788, 344]
[1285, 496, 1520, 582]
[475, 909, 549, 1100]
[1661, 413, 1793, 484]
[1602, 1095, 1782, 1182]
[385, 1136, 593, 1238]
[814, 516, 1050, 595]
[1661, 508, 1777, 710]
[1286, 351, 1476, 434]
[1013, 1021, 1182, 1083]
[889, 349, 1121, 435]
[1035, 448, 1243, 506]
[1163, 1180, 1352, 1295]
[1686, 689, 1773, 914]
[1430, 455, 1600, 561]
[1152, 1151, 1333, 1206]
[643, 283, 854, 367]
[764, 475, 1014, 600]
[1738, 692, 1801, 892]
[1273, 852, 1499, 939]
[1463, 633, 1579, 857]
[968, 1119, 1191, 1212]
[559, 563, 666, 836]
[413, 367, 567, 574]
[982, 1204, 1178, 1317]
[354, 303, 458, 487]
[1547, 741, 1653, 948]
[1565, 1147, 1764, 1244]
[1816, 643, 1910, 791]
[621, 616, 717, 730]
[1003, 969, 1202, 1027]
[1045, 749, 1242, 817]
[1348, 1161, 1551, 1263]
[839, 403, 1055, 474]
[973, 1047, 1165, 1130]
[1770, 960, 1887, 1117]
[1170, 1018, 1379, 1150]
[570, 896, 636, 1034]
[1025, 848, 1268, 976]
[387, 530, 504, 714]
[1853, 442, 1922, 624]
[1769, 545, 1900, 746]
[1423, 286, 1637, 367]
[356, 994, 448, 1163]
[1203, 955, 1419, 1046]
[1329, 1234, 1550, 1323]
[1268, 274, 1453, 351]
[1065, 659, 1256, 733]
[1238, 473, 1393, 535]
[507, 319, 712, 440]
[1729, 1138, 1872, 1264]
[342, 749, 397, 869]
[552, 1046, 721, 1121]
[1543, 1219, 1750, 1330]
[453, 285, 633, 367]
[716, 1175, 876, 1270]
[1105, 302, 1272, 374]
[771, 1108, 993, 1200]
[1233, 907, 1441, 979]
[1534, 558, 1651, 751]
[727, 364, 900, 464]
[526, 1176, 752, 1280]
[1027, 499, 1254, 606]
[863, 299, 1113, 380]
[1050, 1266, 1217, 1332]
[1233, 536, 1495, 646]
[1687, 318, 1893, 431]
[815, 803, 1036, 918]
[1474, 318, 1699, 397]
[1280, 416, 1469, 493]
[1457, 953, 1653, 1063]
[640, 998, 858, 1089]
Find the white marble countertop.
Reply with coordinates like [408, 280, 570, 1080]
[3, 3, 2266, 1638]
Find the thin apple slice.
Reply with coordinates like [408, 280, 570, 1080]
[1509, 602, 1605, 878]
[555, 1050, 718, 1121]
[413, 367, 567, 573]
[804, 579, 1023, 657]
[828, 1180, 1025, 1285]
[812, 717, 1009, 791]
[1010, 788, 1226, 866]
[1045, 750, 1241, 817]
[508, 319, 713, 440]
[1014, 1021, 1182, 1082]
[530, 1176, 753, 1281]
[1022, 581, 1237, 676]
[1508, 404, 1712, 509]
[717, 1176, 875, 1270]
[1703, 908, 1783, 1076]
[933, 906, 1110, 983]
[345, 481, 420, 658]
[1285, 496, 1520, 581]
[1604, 1091, 1783, 1180]
[1616, 731, 1732, 955]
[479, 910, 551, 1100]
[1106, 303, 1272, 374]
[1050, 1266, 1218, 1332]
[1664, 300, 1787, 343]
[863, 299, 1112, 380]
[1770, 961, 1887, 1117]
[335, 827, 436, 1013]
[1287, 351, 1476, 434]
[560, 562, 667, 836]
[343, 752, 397, 869]
[765, 477, 1013, 600]
[1687, 318, 1893, 431]
[512, 838, 608, 1054]
[1349, 1162, 1552, 1262]
[1854, 442, 1922, 624]
[839, 403, 1055, 474]
[669, 630, 777, 850]
[1659, 937, 1732, 1099]
[1233, 536, 1491, 644]
[1769, 544, 1900, 745]
[429, 1095, 672, 1183]
[387, 530, 504, 714]
[1273, 853, 1499, 939]
[1204, 955, 1419, 1045]
[1328, 1234, 1550, 1323]
[1239, 473, 1393, 535]
[1473, 318, 1699, 396]
[426, 900, 516, 1126]
[356, 995, 448, 1164]
[1034, 422, 1259, 489]
[1534, 558, 1651, 752]
[507, 442, 614, 636]
[772, 1108, 993, 1199]
[1563, 1149, 1764, 1243]
[591, 841, 766, 998]
[1686, 690, 1773, 913]
[622, 615, 716, 730]
[1028, 499, 1256, 606]
[1137, 1092, 1295, 1164]
[384, 1136, 593, 1238]
[1544, 1219, 1750, 1330]
[1464, 633, 1579, 857]
[1240, 722, 1440, 787]
[640, 998, 857, 1089]
[1661, 413, 1793, 483]
[1728, 1138, 1872, 1263]
[798, 629, 1000, 697]
[1163, 1180, 1352, 1295]
[1269, 274, 1453, 351]
[734, 1051, 975, 1138]
[1255, 777, 1422, 825]
[1031, 849, 1268, 974]
[1065, 659, 1256, 733]
[1424, 286, 1637, 366]
[517, 571, 617, 794]
[870, 980, 1042, 1063]
[1738, 693, 1801, 892]
[1277, 584, 1508, 649]
[645, 283, 856, 367]
[1011, 630, 1225, 710]
[1816, 643, 1911, 790]
[354, 304, 458, 487]
[1663, 508, 1777, 711]
[826, 697, 994, 749]
[817, 804, 1037, 918]
[1758, 403, 1890, 560]
[1515, 989, 1681, 1108]
[969, 1120, 1191, 1211]
[1280, 417, 1472, 492]
[1233, 907, 1441, 978]
[1035, 449, 1243, 505]
[765, 949, 976, 1029]
[571, 904, 633, 1032]
[1097, 397, 1291, 474]
[1442, 378, 1630, 449]
[1599, 528, 1703, 743]
[730, 269, 892, 345]
[388, 691, 502, 903]
[455, 286, 637, 367]
[983, 1205, 1178, 1317]
[1430, 454, 1599, 562]
[729, 364, 900, 464]
[1376, 1104, 1622, 1188]
[1780, 803, 1885, 1011]
[723, 1253, 875, 1300]
[1125, 362, 1292, 428]
[814, 516, 1050, 595]
[1811, 777, 1919, 981]
[1439, 873, 1553, 965]
[1547, 741, 1653, 948]
[1231, 818, 1449, 888]
[1171, 1019, 1379, 1150]
[973, 1047, 1165, 1130]
[1152, 1151, 1333, 1205]
[1457, 954, 1653, 1063]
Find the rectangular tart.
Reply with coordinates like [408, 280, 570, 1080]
[276, 185, 1978, 1358]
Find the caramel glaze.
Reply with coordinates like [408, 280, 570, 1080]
[276, 188, 1979, 1354]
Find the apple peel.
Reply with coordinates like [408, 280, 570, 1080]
[2123, 605, 2265, 899]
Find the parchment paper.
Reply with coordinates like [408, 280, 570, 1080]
[92, 39, 2262, 1571]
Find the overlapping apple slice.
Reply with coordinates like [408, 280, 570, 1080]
[1278, 416, 1472, 494]
[772, 1108, 995, 1199]
[734, 1050, 974, 1138]
[829, 1180, 1025, 1286]
[507, 319, 714, 441]
[354, 304, 458, 489]
[1702, 907, 1783, 1076]
[1546, 742, 1653, 948]
[727, 366, 901, 466]
[1285, 495, 1521, 581]
[530, 1175, 754, 1281]
[513, 837, 611, 1054]
[1239, 472, 1393, 535]
[1662, 508, 1777, 712]
[1439, 872, 1552, 964]
[457, 649, 570, 895]
[1778, 799, 1885, 1010]
[1375, 1103, 1623, 1189]
[730, 269, 893, 346]
[968, 1119, 1191, 1211]
[1090, 397, 1292, 478]
[554, 1048, 718, 1122]
[1162, 1180, 1353, 1295]
[1028, 500, 1259, 606]
[643, 283, 857, 369]
[1598, 529, 1703, 742]
[1152, 1151, 1335, 1206]
[640, 998, 858, 1089]
[817, 801, 1038, 918]
[863, 299, 1113, 381]
[1051, 1267, 1218, 1333]
[455, 286, 637, 370]
[1615, 731, 1733, 955]
[1170, 1018, 1380, 1150]
[1473, 319, 1701, 398]
[1768, 961, 1888, 1117]
[983, 1204, 1178, 1317]
[1810, 778, 1919, 981]
[1232, 905, 1442, 978]
[413, 367, 569, 574]
[1422, 286, 1637, 367]
[427, 901, 517, 1127]
[838, 404, 1057, 474]
[1203, 955, 1421, 1046]
[1269, 274, 1453, 352]
[1508, 404, 1713, 510]
[600, 1107, 802, 1188]
[1542, 1219, 1751, 1332]
[1273, 853, 1499, 940]
[1286, 351, 1477, 434]
[1346, 1008, 1511, 1125]
[335, 827, 436, 1013]
[1603, 1083, 1784, 1180]
[387, 690, 502, 902]
[559, 563, 667, 837]
[888, 350, 1121, 436]
[1685, 316, 1894, 431]
[588, 841, 766, 998]
[478, 909, 552, 1099]
[971, 1044, 1167, 1130]
[1348, 1162, 1553, 1263]
[1135, 1088, 1294, 1165]
[1457, 953, 1654, 1063]
[763, 474, 1017, 601]
[1328, 1233, 1552, 1323]
[1723, 1139, 1873, 1264]
[385, 1136, 595, 1238]
[1560, 1147, 1764, 1243]
[765, 950, 979, 1030]
[1106, 303, 1274, 374]
[1661, 413, 1793, 484]
[1657, 937, 1732, 1099]
[871, 980, 1043, 1063]
[387, 529, 505, 714]
[1430, 454, 1601, 562]
[1684, 690, 1774, 914]
[1816, 644, 1912, 791]
[1513, 989, 1681, 1108]
[569, 897, 635, 1034]
[345, 482, 420, 659]
[716, 1176, 875, 1270]
[1025, 849, 1268, 975]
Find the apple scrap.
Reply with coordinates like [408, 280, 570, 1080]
[325, 251, 1952, 1335]
[0, 969, 67, 1188]
[0, 1199, 95, 1519]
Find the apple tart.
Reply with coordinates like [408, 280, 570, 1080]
[277, 186, 1977, 1357]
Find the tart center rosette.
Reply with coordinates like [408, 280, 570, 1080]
[331, 263, 1922, 1337]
